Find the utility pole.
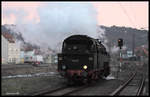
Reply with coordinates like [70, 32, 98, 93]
[132, 32, 135, 56]
[119, 49, 122, 72]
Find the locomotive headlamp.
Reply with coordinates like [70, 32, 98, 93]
[83, 65, 87, 70]
[118, 38, 123, 49]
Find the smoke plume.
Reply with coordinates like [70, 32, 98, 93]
[3, 2, 105, 52]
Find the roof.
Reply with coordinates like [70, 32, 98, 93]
[64, 35, 94, 44]
[64, 35, 92, 41]
[2, 32, 15, 43]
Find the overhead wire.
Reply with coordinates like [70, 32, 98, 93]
[128, 3, 139, 29]
[119, 3, 136, 28]
[119, 3, 136, 56]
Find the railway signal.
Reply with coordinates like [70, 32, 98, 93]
[118, 38, 123, 49]
[117, 38, 123, 79]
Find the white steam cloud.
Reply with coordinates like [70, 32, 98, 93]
[3, 2, 105, 52]
[111, 45, 127, 53]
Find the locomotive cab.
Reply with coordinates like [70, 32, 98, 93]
[62, 36, 95, 54]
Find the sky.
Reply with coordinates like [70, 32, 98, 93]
[2, 1, 149, 30]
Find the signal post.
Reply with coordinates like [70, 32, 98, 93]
[116, 38, 123, 79]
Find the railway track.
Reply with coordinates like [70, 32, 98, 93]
[110, 72, 146, 96]
[31, 78, 105, 96]
[136, 74, 146, 96]
[48, 85, 89, 96]
[32, 86, 68, 96]
[32, 84, 92, 96]
[32, 70, 146, 96]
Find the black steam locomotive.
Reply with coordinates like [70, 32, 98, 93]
[58, 35, 110, 84]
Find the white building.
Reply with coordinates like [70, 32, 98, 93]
[2, 33, 21, 64]
[8, 42, 20, 63]
[44, 54, 52, 64]
[1, 35, 8, 64]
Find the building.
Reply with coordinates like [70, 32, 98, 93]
[52, 54, 58, 64]
[127, 51, 134, 57]
[1, 35, 8, 64]
[2, 33, 21, 64]
[42, 49, 53, 64]
[24, 50, 35, 63]
[43, 49, 57, 64]
[8, 42, 20, 63]
[20, 51, 25, 63]
[44, 54, 52, 64]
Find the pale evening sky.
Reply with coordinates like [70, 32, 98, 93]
[2, 1, 149, 30]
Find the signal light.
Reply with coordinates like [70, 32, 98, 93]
[118, 38, 123, 49]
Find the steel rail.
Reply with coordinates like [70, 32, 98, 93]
[32, 85, 90, 96]
[109, 72, 136, 96]
[136, 74, 145, 96]
[32, 86, 68, 96]
[32, 78, 98, 96]
[62, 85, 89, 96]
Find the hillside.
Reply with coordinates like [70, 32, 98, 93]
[100, 25, 148, 51]
[2, 24, 148, 52]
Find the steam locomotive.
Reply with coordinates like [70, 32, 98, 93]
[58, 35, 110, 84]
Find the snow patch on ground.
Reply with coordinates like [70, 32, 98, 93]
[105, 74, 116, 80]
[2, 72, 59, 79]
